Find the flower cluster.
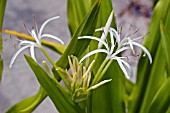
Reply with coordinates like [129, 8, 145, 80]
[78, 12, 152, 79]
[9, 16, 64, 68]
[57, 55, 111, 102]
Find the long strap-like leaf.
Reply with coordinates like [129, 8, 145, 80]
[0, 0, 6, 81]
[129, 0, 170, 113]
[6, 87, 47, 113]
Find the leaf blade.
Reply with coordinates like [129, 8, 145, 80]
[0, 0, 6, 81]
[6, 87, 47, 113]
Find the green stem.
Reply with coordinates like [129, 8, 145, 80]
[91, 58, 109, 85]
[96, 60, 113, 83]
[39, 46, 57, 69]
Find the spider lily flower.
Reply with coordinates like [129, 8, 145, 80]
[56, 55, 112, 102]
[78, 36, 132, 79]
[78, 26, 152, 79]
[97, 11, 113, 48]
[9, 16, 64, 68]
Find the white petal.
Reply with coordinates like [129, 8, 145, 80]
[39, 16, 60, 38]
[31, 30, 41, 45]
[9, 45, 31, 68]
[95, 27, 103, 32]
[111, 46, 130, 58]
[131, 35, 144, 42]
[109, 30, 115, 55]
[128, 38, 135, 54]
[98, 11, 113, 48]
[91, 79, 112, 90]
[19, 40, 35, 48]
[30, 45, 37, 61]
[132, 42, 152, 63]
[79, 49, 109, 63]
[78, 36, 109, 51]
[119, 58, 133, 77]
[41, 34, 64, 44]
[116, 57, 130, 79]
[109, 28, 120, 45]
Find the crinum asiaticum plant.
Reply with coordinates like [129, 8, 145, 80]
[1, 0, 170, 113]
[3, 8, 152, 113]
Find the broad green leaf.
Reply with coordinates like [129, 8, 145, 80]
[139, 42, 166, 113]
[128, 0, 170, 113]
[25, 55, 81, 113]
[2, 29, 66, 54]
[0, 0, 6, 81]
[6, 87, 47, 113]
[67, 0, 91, 35]
[92, 61, 125, 113]
[153, 0, 159, 6]
[56, 0, 101, 68]
[166, 106, 170, 113]
[160, 22, 170, 76]
[89, 0, 125, 113]
[148, 76, 170, 113]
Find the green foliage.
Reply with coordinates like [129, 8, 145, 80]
[6, 87, 47, 113]
[2, 0, 170, 113]
[56, 0, 101, 68]
[25, 55, 81, 113]
[128, 0, 170, 113]
[148, 77, 170, 113]
[0, 0, 6, 81]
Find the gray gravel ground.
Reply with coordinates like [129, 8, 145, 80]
[0, 0, 153, 113]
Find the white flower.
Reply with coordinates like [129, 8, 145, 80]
[78, 35, 132, 79]
[9, 16, 64, 68]
[78, 16, 152, 79]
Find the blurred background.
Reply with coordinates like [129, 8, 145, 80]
[0, 0, 153, 112]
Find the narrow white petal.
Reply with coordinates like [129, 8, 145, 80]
[41, 34, 64, 44]
[131, 35, 144, 42]
[30, 45, 37, 61]
[95, 27, 103, 32]
[39, 16, 60, 38]
[109, 28, 120, 45]
[31, 30, 41, 45]
[109, 31, 115, 55]
[111, 46, 130, 57]
[79, 49, 109, 63]
[98, 11, 113, 48]
[119, 58, 133, 76]
[78, 36, 109, 50]
[91, 79, 112, 89]
[132, 42, 152, 63]
[116, 58, 130, 79]
[9, 45, 31, 68]
[19, 40, 35, 48]
[128, 38, 135, 54]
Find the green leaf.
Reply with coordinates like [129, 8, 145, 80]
[148, 76, 170, 113]
[2, 29, 66, 54]
[6, 87, 47, 113]
[88, 0, 125, 113]
[0, 0, 6, 81]
[67, 0, 91, 35]
[56, 0, 101, 68]
[160, 20, 170, 76]
[128, 0, 170, 112]
[139, 42, 167, 113]
[92, 61, 125, 113]
[25, 55, 81, 113]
